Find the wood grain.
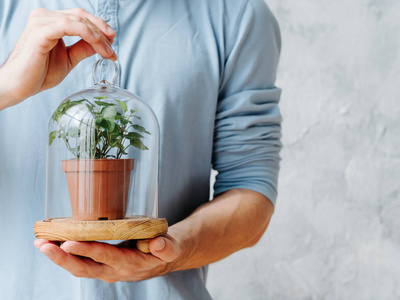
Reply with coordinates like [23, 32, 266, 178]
[34, 217, 168, 242]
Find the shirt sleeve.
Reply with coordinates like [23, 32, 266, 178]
[212, 0, 282, 205]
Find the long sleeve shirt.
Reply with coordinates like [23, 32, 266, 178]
[0, 0, 281, 299]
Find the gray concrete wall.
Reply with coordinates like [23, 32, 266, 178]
[207, 0, 400, 299]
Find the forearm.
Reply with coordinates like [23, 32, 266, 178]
[0, 64, 18, 111]
[168, 189, 274, 272]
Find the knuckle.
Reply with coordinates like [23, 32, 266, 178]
[91, 31, 101, 42]
[57, 15, 71, 27]
[95, 244, 115, 264]
[96, 252, 108, 263]
[95, 248, 109, 263]
[69, 14, 85, 23]
[29, 8, 46, 18]
[73, 8, 87, 15]
[57, 12, 83, 25]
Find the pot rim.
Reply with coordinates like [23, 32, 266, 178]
[62, 158, 134, 172]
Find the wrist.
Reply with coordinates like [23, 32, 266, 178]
[164, 222, 198, 273]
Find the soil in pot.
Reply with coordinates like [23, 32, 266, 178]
[62, 159, 134, 221]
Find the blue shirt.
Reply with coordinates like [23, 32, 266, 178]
[0, 0, 281, 299]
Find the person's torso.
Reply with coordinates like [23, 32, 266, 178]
[0, 0, 248, 299]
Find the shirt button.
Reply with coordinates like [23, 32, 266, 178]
[100, 13, 110, 22]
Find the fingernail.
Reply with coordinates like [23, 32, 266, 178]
[41, 249, 55, 259]
[106, 43, 114, 55]
[155, 238, 166, 252]
[107, 26, 116, 35]
[92, 31, 100, 39]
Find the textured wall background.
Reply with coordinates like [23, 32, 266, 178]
[207, 0, 400, 299]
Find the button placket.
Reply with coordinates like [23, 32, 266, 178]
[100, 13, 110, 22]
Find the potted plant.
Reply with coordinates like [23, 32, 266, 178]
[49, 96, 150, 221]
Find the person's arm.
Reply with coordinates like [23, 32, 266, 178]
[35, 189, 272, 282]
[167, 189, 273, 270]
[0, 8, 117, 111]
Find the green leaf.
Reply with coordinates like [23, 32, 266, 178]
[86, 103, 94, 113]
[69, 99, 86, 105]
[49, 131, 57, 146]
[95, 116, 103, 125]
[95, 100, 114, 107]
[52, 99, 86, 122]
[112, 123, 122, 134]
[94, 95, 108, 100]
[130, 139, 148, 150]
[102, 106, 117, 121]
[105, 120, 115, 132]
[52, 101, 71, 121]
[115, 100, 128, 113]
[126, 132, 144, 140]
[116, 115, 129, 125]
[96, 117, 115, 132]
[132, 124, 151, 135]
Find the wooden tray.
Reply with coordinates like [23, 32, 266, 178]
[34, 217, 168, 241]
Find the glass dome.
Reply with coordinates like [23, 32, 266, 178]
[45, 59, 159, 221]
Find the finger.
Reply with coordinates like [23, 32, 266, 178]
[66, 40, 95, 69]
[32, 13, 114, 59]
[62, 241, 164, 271]
[39, 243, 112, 279]
[56, 20, 114, 59]
[60, 13, 117, 60]
[28, 9, 116, 60]
[61, 241, 125, 266]
[34, 239, 59, 248]
[149, 236, 180, 263]
[66, 39, 117, 69]
[60, 8, 116, 38]
[34, 239, 48, 248]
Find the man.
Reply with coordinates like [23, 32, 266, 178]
[0, 0, 281, 299]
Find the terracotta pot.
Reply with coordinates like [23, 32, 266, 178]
[62, 159, 134, 221]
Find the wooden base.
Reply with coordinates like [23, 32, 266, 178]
[34, 217, 168, 241]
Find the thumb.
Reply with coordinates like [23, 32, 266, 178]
[66, 40, 96, 69]
[66, 39, 117, 70]
[149, 236, 180, 262]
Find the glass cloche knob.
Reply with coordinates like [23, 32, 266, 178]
[92, 58, 119, 85]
